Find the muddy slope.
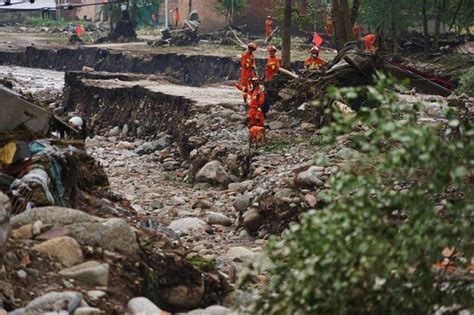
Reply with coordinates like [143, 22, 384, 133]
[0, 46, 304, 86]
[64, 71, 193, 138]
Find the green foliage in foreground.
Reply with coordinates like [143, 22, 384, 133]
[457, 68, 474, 97]
[247, 73, 474, 314]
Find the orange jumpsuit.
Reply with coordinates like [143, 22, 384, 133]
[364, 34, 376, 52]
[248, 87, 266, 127]
[304, 56, 326, 70]
[324, 20, 333, 37]
[240, 51, 255, 100]
[265, 19, 273, 37]
[265, 55, 281, 81]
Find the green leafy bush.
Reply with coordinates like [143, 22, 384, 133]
[457, 68, 474, 97]
[246, 74, 473, 314]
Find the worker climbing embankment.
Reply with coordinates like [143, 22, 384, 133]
[236, 42, 257, 103]
[304, 46, 327, 70]
[265, 45, 281, 82]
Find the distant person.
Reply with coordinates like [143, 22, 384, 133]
[304, 46, 326, 70]
[265, 16, 273, 39]
[324, 17, 333, 37]
[265, 45, 281, 81]
[247, 77, 266, 127]
[175, 7, 181, 27]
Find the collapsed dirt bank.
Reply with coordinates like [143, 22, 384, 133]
[0, 46, 304, 86]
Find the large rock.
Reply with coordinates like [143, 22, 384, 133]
[11, 206, 101, 229]
[11, 224, 33, 239]
[59, 261, 109, 287]
[74, 307, 103, 315]
[296, 166, 324, 188]
[64, 218, 138, 254]
[336, 147, 360, 159]
[232, 194, 252, 212]
[207, 212, 232, 226]
[242, 209, 263, 233]
[167, 284, 205, 310]
[9, 291, 83, 314]
[0, 193, 11, 257]
[169, 217, 207, 234]
[127, 297, 166, 315]
[195, 161, 229, 186]
[32, 236, 84, 267]
[188, 305, 233, 315]
[135, 136, 172, 155]
[226, 247, 255, 263]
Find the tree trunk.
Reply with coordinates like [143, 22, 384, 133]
[350, 0, 361, 26]
[421, 0, 430, 51]
[433, 0, 446, 49]
[331, 0, 352, 50]
[189, 0, 192, 14]
[282, 0, 292, 68]
[448, 0, 463, 31]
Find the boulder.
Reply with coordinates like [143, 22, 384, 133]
[242, 209, 263, 233]
[336, 147, 360, 159]
[169, 218, 207, 234]
[195, 161, 229, 186]
[296, 166, 324, 188]
[11, 207, 101, 229]
[167, 284, 204, 310]
[32, 236, 83, 267]
[135, 136, 172, 155]
[9, 291, 83, 314]
[207, 212, 232, 226]
[11, 224, 33, 239]
[226, 247, 255, 262]
[0, 193, 11, 256]
[64, 218, 138, 255]
[127, 297, 165, 315]
[74, 307, 102, 315]
[59, 261, 109, 287]
[232, 194, 252, 212]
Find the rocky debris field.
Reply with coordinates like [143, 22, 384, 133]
[1, 45, 473, 315]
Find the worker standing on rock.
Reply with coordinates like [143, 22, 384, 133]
[265, 16, 273, 39]
[247, 77, 266, 127]
[265, 45, 281, 82]
[304, 46, 326, 70]
[239, 43, 257, 103]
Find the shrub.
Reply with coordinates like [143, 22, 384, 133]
[246, 73, 473, 314]
[457, 68, 474, 97]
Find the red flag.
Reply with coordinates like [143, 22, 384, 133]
[313, 32, 323, 47]
[76, 25, 84, 37]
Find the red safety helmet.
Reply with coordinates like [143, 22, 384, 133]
[267, 45, 277, 53]
[310, 46, 320, 55]
[248, 42, 257, 51]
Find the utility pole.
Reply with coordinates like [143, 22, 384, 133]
[164, 0, 168, 29]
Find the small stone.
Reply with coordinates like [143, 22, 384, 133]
[269, 121, 284, 130]
[151, 201, 163, 209]
[59, 261, 109, 287]
[304, 194, 317, 207]
[17, 270, 27, 278]
[226, 246, 255, 262]
[192, 200, 213, 209]
[74, 306, 102, 315]
[127, 297, 164, 315]
[336, 147, 360, 159]
[32, 236, 83, 267]
[296, 166, 324, 188]
[86, 290, 106, 301]
[11, 224, 33, 239]
[207, 212, 232, 226]
[32, 220, 43, 235]
[118, 141, 134, 150]
[242, 209, 263, 233]
[108, 126, 121, 137]
[172, 196, 186, 206]
[169, 218, 207, 234]
[233, 194, 252, 212]
[195, 161, 230, 186]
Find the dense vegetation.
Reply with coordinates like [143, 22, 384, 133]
[246, 74, 473, 314]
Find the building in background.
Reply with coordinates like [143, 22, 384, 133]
[0, 0, 57, 23]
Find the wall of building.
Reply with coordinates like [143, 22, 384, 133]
[76, 0, 101, 21]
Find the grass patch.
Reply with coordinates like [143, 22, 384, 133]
[24, 17, 72, 28]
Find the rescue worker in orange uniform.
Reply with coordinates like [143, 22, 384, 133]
[324, 18, 333, 37]
[240, 42, 257, 103]
[265, 16, 273, 39]
[247, 77, 266, 127]
[304, 46, 326, 70]
[265, 45, 281, 82]
[364, 34, 377, 52]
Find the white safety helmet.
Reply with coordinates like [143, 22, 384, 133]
[69, 116, 83, 128]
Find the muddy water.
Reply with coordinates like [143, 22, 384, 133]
[0, 65, 64, 94]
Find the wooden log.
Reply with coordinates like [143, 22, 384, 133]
[278, 67, 299, 78]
